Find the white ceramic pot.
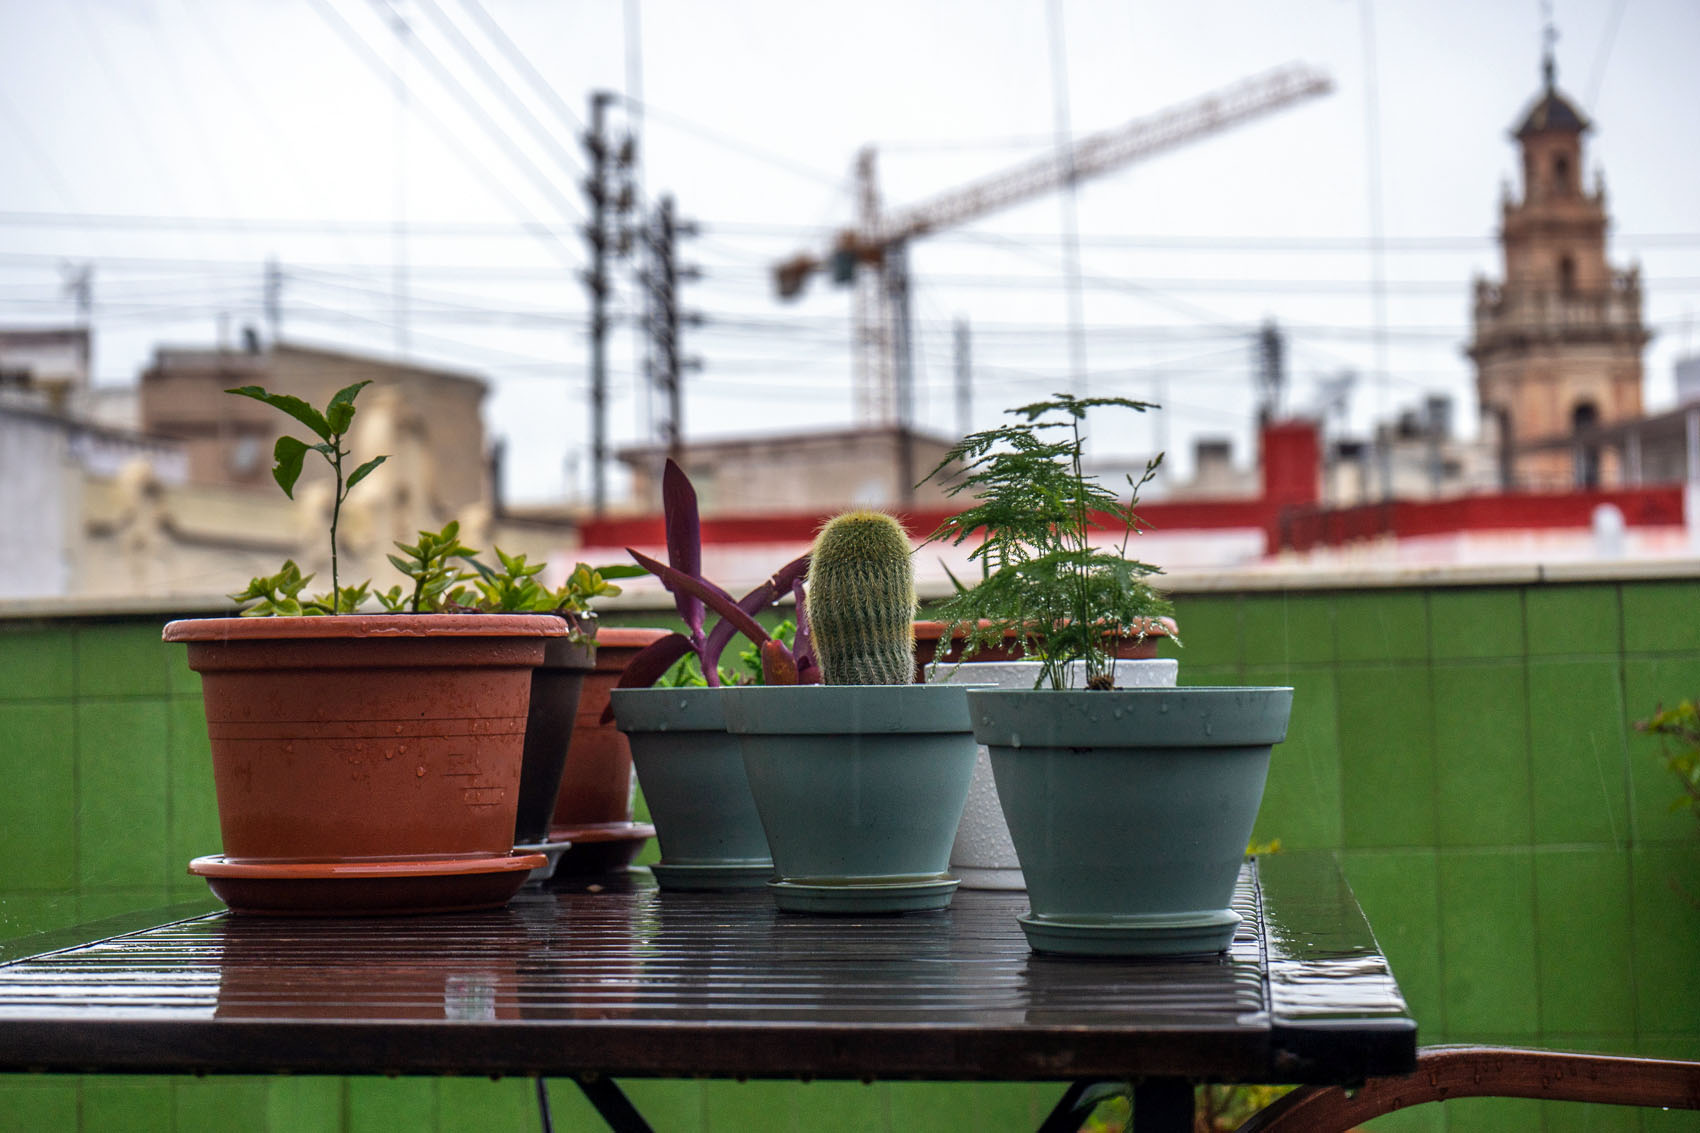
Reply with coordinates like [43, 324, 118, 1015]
[926, 657, 1178, 890]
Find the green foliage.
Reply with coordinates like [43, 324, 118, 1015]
[657, 619, 799, 687]
[1636, 699, 1700, 827]
[919, 393, 1174, 690]
[379, 521, 478, 613]
[229, 561, 370, 617]
[805, 511, 917, 686]
[227, 381, 388, 601]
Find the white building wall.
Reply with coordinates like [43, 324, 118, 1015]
[0, 412, 72, 598]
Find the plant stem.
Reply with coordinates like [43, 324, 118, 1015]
[328, 442, 345, 601]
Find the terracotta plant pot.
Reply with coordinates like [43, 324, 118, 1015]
[911, 618, 1175, 681]
[164, 614, 563, 912]
[546, 626, 668, 876]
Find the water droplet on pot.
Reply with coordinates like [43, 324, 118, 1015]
[1159, 702, 1170, 714]
[1010, 732, 1022, 749]
[397, 745, 406, 755]
[393, 724, 403, 735]
[1204, 722, 1214, 736]
[416, 765, 427, 777]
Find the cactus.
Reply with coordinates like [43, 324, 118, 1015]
[805, 510, 917, 686]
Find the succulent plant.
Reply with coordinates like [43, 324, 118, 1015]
[805, 510, 917, 686]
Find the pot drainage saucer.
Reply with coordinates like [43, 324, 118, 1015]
[188, 852, 547, 916]
[649, 860, 775, 891]
[512, 839, 575, 887]
[768, 876, 959, 914]
[544, 822, 657, 880]
[1017, 909, 1242, 958]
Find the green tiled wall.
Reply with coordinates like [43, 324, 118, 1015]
[4, 583, 1700, 1131]
[1158, 580, 1700, 1132]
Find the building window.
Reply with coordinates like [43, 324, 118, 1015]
[1559, 254, 1576, 296]
[1571, 401, 1601, 488]
[1552, 153, 1571, 194]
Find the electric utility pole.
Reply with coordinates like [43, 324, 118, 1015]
[642, 193, 700, 467]
[581, 90, 636, 515]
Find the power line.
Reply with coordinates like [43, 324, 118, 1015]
[303, 0, 580, 267]
[617, 94, 846, 190]
[454, 0, 584, 135]
[368, 0, 585, 221]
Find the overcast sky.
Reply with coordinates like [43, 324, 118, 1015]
[2, 0, 1697, 505]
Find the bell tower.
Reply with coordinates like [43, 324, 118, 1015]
[1468, 35, 1649, 490]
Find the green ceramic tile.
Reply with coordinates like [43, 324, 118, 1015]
[1534, 849, 1636, 1033]
[167, 638, 203, 697]
[1442, 1097, 1555, 1132]
[788, 1081, 886, 1131]
[1338, 666, 1436, 849]
[622, 1079, 706, 1130]
[438, 1077, 538, 1131]
[265, 1077, 344, 1131]
[82, 1076, 174, 1133]
[1528, 661, 1631, 847]
[1631, 846, 1700, 1035]
[169, 694, 222, 874]
[1437, 850, 1539, 1035]
[1240, 593, 1336, 668]
[1245, 668, 1340, 850]
[173, 1077, 272, 1132]
[1528, 583, 1623, 658]
[78, 889, 170, 927]
[704, 1078, 799, 1132]
[1542, 1099, 1645, 1132]
[0, 892, 81, 943]
[1640, 1105, 1700, 1133]
[1622, 579, 1700, 654]
[1432, 664, 1533, 847]
[1335, 592, 1429, 664]
[1169, 595, 1239, 669]
[884, 1075, 992, 1129]
[0, 1079, 77, 1132]
[0, 628, 74, 700]
[75, 622, 173, 698]
[1179, 664, 1238, 688]
[1343, 850, 1444, 1031]
[0, 702, 77, 891]
[1622, 657, 1700, 845]
[77, 700, 171, 889]
[347, 1078, 436, 1133]
[1429, 588, 1525, 661]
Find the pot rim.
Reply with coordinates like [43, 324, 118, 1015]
[163, 613, 568, 642]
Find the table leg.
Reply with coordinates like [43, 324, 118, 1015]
[572, 1074, 656, 1133]
[1131, 1081, 1194, 1133]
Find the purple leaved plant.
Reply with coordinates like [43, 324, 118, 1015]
[604, 460, 816, 717]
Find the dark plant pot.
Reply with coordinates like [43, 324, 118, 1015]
[546, 627, 668, 875]
[164, 614, 562, 914]
[968, 685, 1292, 957]
[722, 684, 977, 914]
[513, 636, 596, 844]
[611, 687, 774, 890]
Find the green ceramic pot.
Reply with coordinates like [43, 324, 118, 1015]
[721, 684, 978, 914]
[609, 687, 774, 890]
[968, 686, 1293, 957]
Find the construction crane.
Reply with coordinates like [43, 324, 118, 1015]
[773, 63, 1334, 426]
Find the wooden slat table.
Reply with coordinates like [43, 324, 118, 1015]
[0, 853, 1415, 1132]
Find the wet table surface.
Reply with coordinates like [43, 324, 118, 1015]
[0, 853, 1415, 1087]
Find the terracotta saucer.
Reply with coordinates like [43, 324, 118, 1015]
[188, 852, 547, 916]
[544, 821, 657, 880]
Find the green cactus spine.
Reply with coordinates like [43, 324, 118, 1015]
[805, 510, 917, 686]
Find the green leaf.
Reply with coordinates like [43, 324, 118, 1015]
[271, 435, 311, 498]
[325, 380, 373, 430]
[346, 455, 388, 490]
[226, 386, 332, 441]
